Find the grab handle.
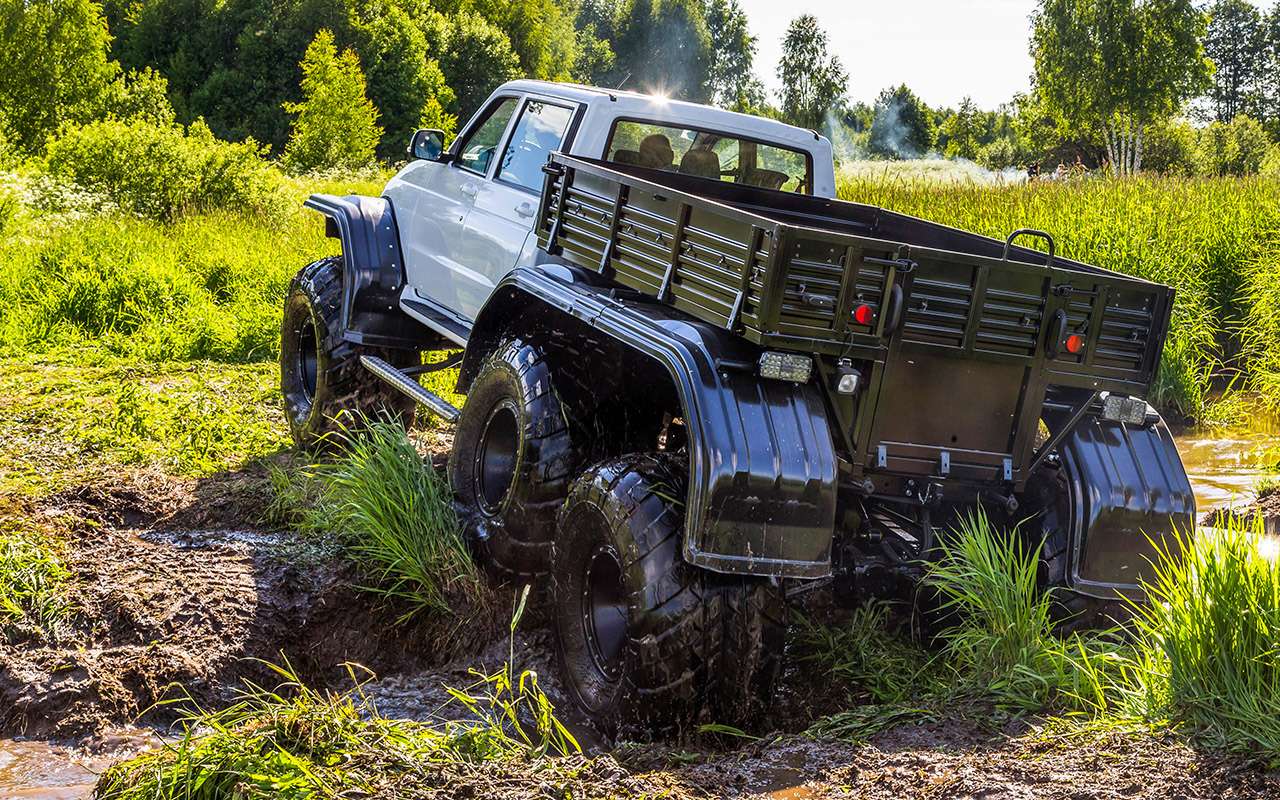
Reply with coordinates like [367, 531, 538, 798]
[1003, 228, 1056, 268]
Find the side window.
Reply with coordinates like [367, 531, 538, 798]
[456, 97, 519, 175]
[497, 101, 575, 191]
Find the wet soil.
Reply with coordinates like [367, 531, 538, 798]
[5, 443, 1280, 797]
[0, 469, 502, 740]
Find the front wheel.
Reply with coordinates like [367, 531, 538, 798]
[280, 257, 417, 450]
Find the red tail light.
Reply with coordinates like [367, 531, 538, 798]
[853, 304, 874, 326]
[1065, 333, 1085, 354]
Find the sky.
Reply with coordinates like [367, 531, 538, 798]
[736, 0, 1272, 111]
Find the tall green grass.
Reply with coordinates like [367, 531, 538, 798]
[275, 420, 487, 622]
[1133, 518, 1280, 755]
[838, 174, 1280, 421]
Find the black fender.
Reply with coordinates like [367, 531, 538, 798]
[304, 193, 437, 349]
[463, 265, 838, 579]
[1062, 415, 1196, 599]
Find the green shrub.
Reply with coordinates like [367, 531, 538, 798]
[45, 118, 283, 220]
[977, 138, 1018, 172]
[1196, 115, 1271, 177]
[0, 521, 70, 642]
[1142, 117, 1198, 176]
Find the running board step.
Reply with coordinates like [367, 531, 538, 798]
[360, 355, 461, 423]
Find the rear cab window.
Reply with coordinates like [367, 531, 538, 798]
[604, 119, 813, 194]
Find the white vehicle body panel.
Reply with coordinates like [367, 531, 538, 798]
[386, 80, 838, 336]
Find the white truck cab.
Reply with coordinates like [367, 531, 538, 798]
[383, 80, 837, 340]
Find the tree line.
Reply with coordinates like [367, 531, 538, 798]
[0, 0, 1277, 177]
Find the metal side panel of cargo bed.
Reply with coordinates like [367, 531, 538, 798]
[535, 154, 1176, 490]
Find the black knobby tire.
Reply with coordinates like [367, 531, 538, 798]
[551, 454, 788, 738]
[448, 337, 579, 580]
[280, 257, 417, 451]
[709, 577, 787, 729]
[1023, 456, 1132, 632]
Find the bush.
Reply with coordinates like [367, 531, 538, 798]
[1196, 115, 1271, 176]
[45, 118, 283, 220]
[977, 138, 1018, 171]
[1142, 118, 1197, 175]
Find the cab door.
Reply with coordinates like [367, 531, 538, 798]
[454, 97, 578, 319]
[393, 95, 521, 317]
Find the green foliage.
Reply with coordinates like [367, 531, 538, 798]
[0, 0, 119, 154]
[45, 118, 283, 220]
[1031, 0, 1212, 175]
[97, 650, 580, 798]
[1141, 116, 1198, 174]
[868, 84, 936, 159]
[939, 97, 983, 160]
[776, 14, 847, 132]
[611, 0, 713, 100]
[0, 520, 70, 642]
[836, 173, 1280, 421]
[469, 0, 579, 83]
[1195, 114, 1271, 175]
[98, 66, 176, 126]
[293, 420, 487, 621]
[1131, 518, 1280, 755]
[283, 30, 382, 174]
[1204, 0, 1267, 122]
[428, 9, 523, 121]
[977, 138, 1019, 171]
[704, 0, 761, 110]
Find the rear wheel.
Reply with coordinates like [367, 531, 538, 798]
[1023, 454, 1132, 632]
[448, 338, 580, 580]
[550, 454, 786, 738]
[280, 257, 417, 451]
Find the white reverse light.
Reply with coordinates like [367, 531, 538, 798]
[758, 351, 813, 383]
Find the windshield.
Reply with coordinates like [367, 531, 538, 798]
[604, 120, 812, 194]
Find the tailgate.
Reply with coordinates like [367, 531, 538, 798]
[863, 245, 1174, 486]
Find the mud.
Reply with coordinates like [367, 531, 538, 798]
[5, 441, 1280, 797]
[0, 471, 502, 740]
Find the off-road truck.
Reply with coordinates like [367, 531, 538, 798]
[281, 80, 1195, 735]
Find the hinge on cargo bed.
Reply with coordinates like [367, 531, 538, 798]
[1002, 458, 1014, 481]
[876, 444, 887, 468]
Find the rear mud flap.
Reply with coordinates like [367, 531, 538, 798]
[1064, 417, 1196, 599]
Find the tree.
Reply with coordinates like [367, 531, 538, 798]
[0, 0, 120, 154]
[939, 97, 982, 160]
[1203, 0, 1265, 122]
[469, 0, 579, 82]
[1030, 0, 1212, 175]
[704, 0, 760, 109]
[868, 84, 935, 159]
[282, 29, 382, 173]
[612, 0, 713, 101]
[1257, 6, 1280, 136]
[426, 9, 522, 120]
[777, 15, 847, 131]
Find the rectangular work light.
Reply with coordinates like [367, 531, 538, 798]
[758, 351, 813, 383]
[1101, 393, 1149, 425]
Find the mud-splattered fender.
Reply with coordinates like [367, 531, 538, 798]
[464, 265, 838, 579]
[304, 193, 435, 349]
[1062, 416, 1196, 599]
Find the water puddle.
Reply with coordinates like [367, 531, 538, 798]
[1172, 425, 1280, 513]
[0, 740, 102, 799]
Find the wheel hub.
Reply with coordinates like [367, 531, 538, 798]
[476, 404, 519, 514]
[582, 547, 626, 680]
[296, 319, 318, 401]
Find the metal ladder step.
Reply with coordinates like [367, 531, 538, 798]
[360, 355, 461, 423]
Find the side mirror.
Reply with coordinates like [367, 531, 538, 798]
[409, 128, 447, 161]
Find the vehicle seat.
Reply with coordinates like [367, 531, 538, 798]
[638, 134, 675, 170]
[744, 168, 789, 190]
[613, 149, 641, 165]
[679, 147, 720, 179]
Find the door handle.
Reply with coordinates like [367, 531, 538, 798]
[460, 183, 478, 198]
[514, 201, 535, 218]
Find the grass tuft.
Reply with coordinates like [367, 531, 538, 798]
[0, 519, 71, 641]
[284, 419, 487, 622]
